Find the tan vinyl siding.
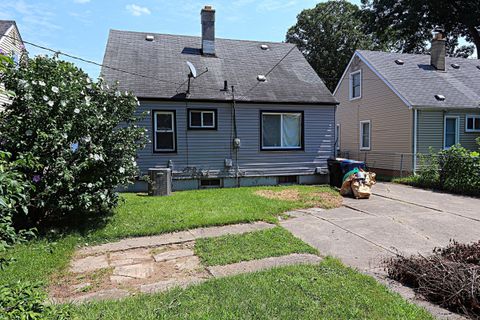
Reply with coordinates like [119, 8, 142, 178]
[418, 109, 480, 153]
[0, 25, 23, 109]
[335, 56, 413, 172]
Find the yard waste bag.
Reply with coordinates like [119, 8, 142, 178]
[340, 169, 376, 199]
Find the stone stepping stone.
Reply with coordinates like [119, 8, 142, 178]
[207, 254, 322, 278]
[140, 277, 206, 294]
[153, 249, 194, 262]
[70, 255, 109, 273]
[109, 248, 153, 267]
[71, 289, 129, 304]
[113, 262, 156, 279]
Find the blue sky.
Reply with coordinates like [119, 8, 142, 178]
[0, 0, 362, 77]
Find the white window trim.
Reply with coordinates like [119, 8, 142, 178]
[359, 120, 371, 151]
[189, 110, 216, 129]
[349, 69, 362, 100]
[154, 111, 176, 152]
[261, 112, 303, 150]
[443, 115, 460, 149]
[465, 114, 480, 133]
[336, 124, 341, 151]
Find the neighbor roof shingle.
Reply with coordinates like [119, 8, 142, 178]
[357, 50, 480, 109]
[0, 20, 15, 39]
[102, 30, 337, 105]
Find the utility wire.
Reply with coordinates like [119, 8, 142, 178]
[0, 33, 222, 93]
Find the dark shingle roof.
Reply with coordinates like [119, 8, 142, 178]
[357, 50, 480, 109]
[0, 20, 15, 38]
[102, 30, 337, 104]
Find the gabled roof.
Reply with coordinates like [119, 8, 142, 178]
[102, 30, 337, 105]
[339, 50, 480, 110]
[0, 20, 15, 39]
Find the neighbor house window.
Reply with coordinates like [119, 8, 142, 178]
[153, 111, 176, 152]
[350, 70, 361, 100]
[360, 120, 371, 150]
[444, 116, 459, 149]
[188, 109, 217, 129]
[261, 111, 303, 150]
[466, 115, 480, 132]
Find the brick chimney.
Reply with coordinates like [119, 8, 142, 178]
[201, 5, 215, 56]
[431, 28, 446, 71]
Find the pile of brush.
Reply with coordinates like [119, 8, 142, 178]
[386, 241, 480, 318]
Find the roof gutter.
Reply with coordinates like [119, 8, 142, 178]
[137, 97, 339, 106]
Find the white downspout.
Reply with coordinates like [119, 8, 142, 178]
[413, 108, 418, 173]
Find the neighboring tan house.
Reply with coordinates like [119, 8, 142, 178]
[102, 6, 338, 191]
[334, 31, 480, 176]
[0, 20, 25, 108]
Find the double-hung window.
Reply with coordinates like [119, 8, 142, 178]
[261, 111, 303, 150]
[153, 111, 176, 152]
[466, 115, 480, 132]
[360, 120, 371, 150]
[188, 109, 216, 129]
[350, 70, 361, 100]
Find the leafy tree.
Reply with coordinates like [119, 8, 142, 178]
[286, 1, 380, 91]
[362, 0, 479, 58]
[0, 55, 146, 227]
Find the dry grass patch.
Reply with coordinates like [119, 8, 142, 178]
[255, 186, 342, 209]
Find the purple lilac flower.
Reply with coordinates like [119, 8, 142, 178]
[33, 175, 41, 183]
[0, 49, 4, 56]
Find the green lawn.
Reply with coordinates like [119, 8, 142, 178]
[195, 226, 318, 266]
[0, 185, 340, 284]
[71, 258, 433, 320]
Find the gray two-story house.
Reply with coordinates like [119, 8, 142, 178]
[102, 6, 338, 191]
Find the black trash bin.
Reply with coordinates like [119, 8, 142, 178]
[328, 158, 367, 188]
[327, 158, 343, 188]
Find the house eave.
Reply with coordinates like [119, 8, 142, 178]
[137, 96, 339, 106]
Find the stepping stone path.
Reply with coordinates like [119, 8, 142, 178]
[49, 222, 322, 304]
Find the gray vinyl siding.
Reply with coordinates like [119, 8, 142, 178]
[136, 100, 335, 179]
[417, 109, 480, 153]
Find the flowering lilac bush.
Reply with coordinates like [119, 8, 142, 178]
[0, 55, 146, 226]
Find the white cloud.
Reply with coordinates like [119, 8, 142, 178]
[73, 0, 91, 3]
[126, 4, 151, 16]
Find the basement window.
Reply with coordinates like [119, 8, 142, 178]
[278, 176, 298, 185]
[200, 179, 221, 188]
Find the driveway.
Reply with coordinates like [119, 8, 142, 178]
[281, 182, 480, 272]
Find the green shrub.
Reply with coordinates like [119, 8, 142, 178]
[0, 55, 146, 226]
[0, 282, 70, 320]
[439, 145, 480, 196]
[0, 151, 34, 253]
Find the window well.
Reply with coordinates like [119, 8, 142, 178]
[278, 176, 298, 185]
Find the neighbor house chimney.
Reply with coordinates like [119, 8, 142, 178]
[431, 28, 446, 71]
[201, 5, 215, 56]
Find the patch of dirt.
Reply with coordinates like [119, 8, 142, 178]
[255, 189, 342, 209]
[255, 189, 301, 201]
[49, 241, 209, 301]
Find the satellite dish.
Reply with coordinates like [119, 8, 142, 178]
[186, 61, 197, 78]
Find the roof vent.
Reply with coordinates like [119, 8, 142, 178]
[260, 44, 269, 50]
[145, 35, 154, 41]
[477, 66, 480, 70]
[257, 75, 267, 82]
[394, 59, 404, 65]
[451, 63, 460, 69]
[435, 94, 446, 101]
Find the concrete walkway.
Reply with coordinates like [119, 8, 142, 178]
[281, 182, 480, 272]
[281, 182, 479, 320]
